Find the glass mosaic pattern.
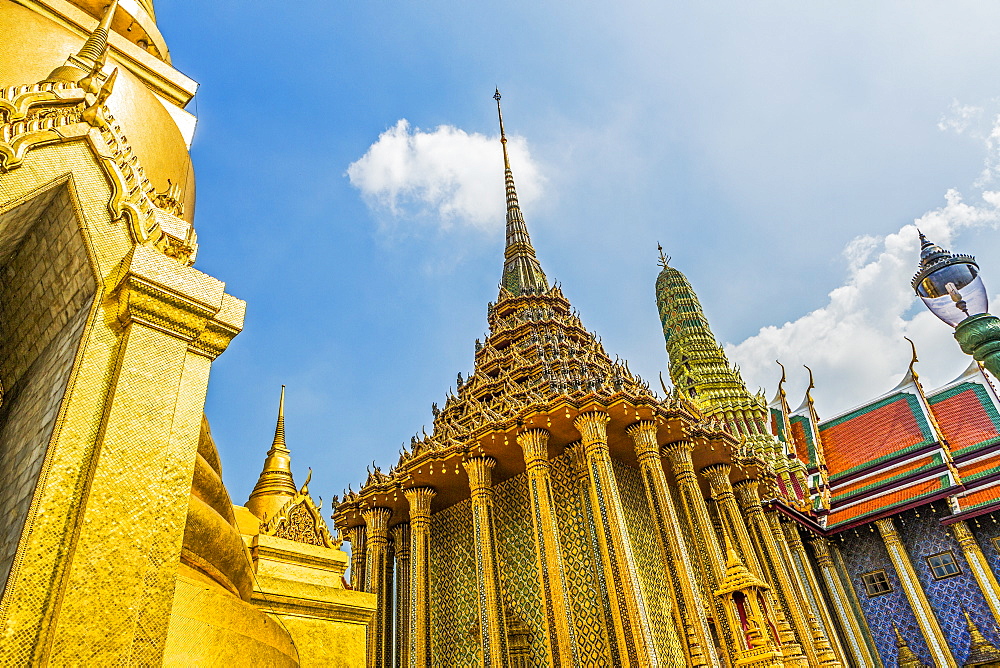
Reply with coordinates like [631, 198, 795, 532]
[429, 498, 480, 667]
[493, 472, 549, 666]
[548, 452, 614, 666]
[837, 525, 930, 666]
[896, 505, 1000, 664]
[612, 459, 687, 667]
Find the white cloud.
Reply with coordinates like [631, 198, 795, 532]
[938, 99, 984, 135]
[724, 115, 1000, 418]
[346, 119, 544, 232]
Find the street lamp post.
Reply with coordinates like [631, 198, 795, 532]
[912, 232, 1000, 376]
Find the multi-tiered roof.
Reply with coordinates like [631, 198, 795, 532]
[770, 351, 1000, 532]
[334, 96, 737, 529]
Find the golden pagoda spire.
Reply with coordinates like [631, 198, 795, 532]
[494, 88, 548, 296]
[46, 0, 120, 83]
[963, 608, 1000, 665]
[246, 385, 298, 520]
[893, 624, 927, 668]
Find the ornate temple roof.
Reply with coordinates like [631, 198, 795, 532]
[770, 350, 1000, 531]
[334, 97, 738, 530]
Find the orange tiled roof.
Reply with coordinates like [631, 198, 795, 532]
[831, 453, 941, 501]
[929, 384, 1000, 454]
[957, 483, 1000, 511]
[820, 393, 933, 479]
[958, 455, 1000, 482]
[827, 475, 951, 529]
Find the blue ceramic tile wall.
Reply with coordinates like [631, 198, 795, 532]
[835, 524, 930, 666]
[896, 503, 1000, 664]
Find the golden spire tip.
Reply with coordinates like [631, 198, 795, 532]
[657, 243, 670, 267]
[272, 385, 287, 451]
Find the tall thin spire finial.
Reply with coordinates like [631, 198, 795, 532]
[493, 89, 548, 296]
[246, 384, 297, 519]
[273, 384, 287, 450]
[657, 243, 671, 268]
[495, 88, 510, 170]
[78, 0, 120, 63]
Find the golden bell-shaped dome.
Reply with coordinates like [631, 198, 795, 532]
[0, 0, 197, 221]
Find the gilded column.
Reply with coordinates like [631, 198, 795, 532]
[874, 517, 957, 668]
[384, 534, 396, 668]
[661, 440, 733, 660]
[363, 507, 393, 668]
[952, 520, 1000, 628]
[810, 538, 883, 668]
[732, 479, 811, 667]
[404, 487, 435, 668]
[463, 456, 510, 667]
[702, 464, 764, 574]
[781, 522, 849, 666]
[573, 411, 658, 667]
[392, 523, 411, 668]
[516, 428, 578, 666]
[627, 421, 716, 667]
[767, 513, 840, 666]
[346, 525, 368, 591]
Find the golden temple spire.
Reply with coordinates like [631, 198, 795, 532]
[77, 0, 119, 64]
[246, 385, 298, 520]
[963, 608, 1000, 665]
[46, 0, 120, 83]
[893, 625, 926, 668]
[494, 89, 548, 296]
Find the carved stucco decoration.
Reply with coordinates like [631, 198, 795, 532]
[260, 471, 341, 549]
[0, 78, 198, 265]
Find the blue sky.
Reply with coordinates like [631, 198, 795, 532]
[156, 1, 1000, 508]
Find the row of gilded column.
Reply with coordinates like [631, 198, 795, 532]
[347, 410, 850, 667]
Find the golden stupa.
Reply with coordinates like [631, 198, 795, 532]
[0, 1, 374, 664]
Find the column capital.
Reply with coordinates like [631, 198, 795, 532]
[700, 463, 733, 496]
[733, 477, 762, 504]
[874, 517, 901, 545]
[361, 507, 392, 539]
[574, 411, 610, 449]
[660, 438, 693, 458]
[464, 456, 497, 494]
[391, 523, 411, 558]
[661, 440, 696, 478]
[404, 486, 436, 521]
[625, 420, 659, 460]
[517, 428, 551, 468]
[565, 441, 588, 481]
[951, 519, 977, 547]
[809, 537, 834, 567]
